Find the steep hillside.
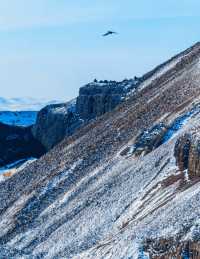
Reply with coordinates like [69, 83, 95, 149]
[1, 43, 200, 258]
[0, 158, 36, 182]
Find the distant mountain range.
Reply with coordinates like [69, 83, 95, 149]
[0, 111, 37, 126]
[0, 97, 62, 111]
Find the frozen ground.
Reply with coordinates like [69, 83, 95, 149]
[74, 109, 200, 259]
[0, 111, 37, 126]
[0, 158, 36, 182]
[1, 107, 199, 259]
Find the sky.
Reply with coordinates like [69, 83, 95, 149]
[0, 0, 200, 101]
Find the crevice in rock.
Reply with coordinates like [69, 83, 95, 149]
[175, 132, 200, 179]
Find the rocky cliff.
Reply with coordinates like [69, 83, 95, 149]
[76, 79, 138, 120]
[32, 79, 139, 150]
[0, 122, 45, 167]
[1, 42, 200, 258]
[31, 100, 83, 151]
[175, 131, 200, 178]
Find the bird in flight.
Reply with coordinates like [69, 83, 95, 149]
[102, 31, 118, 37]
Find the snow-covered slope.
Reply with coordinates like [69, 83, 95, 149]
[76, 111, 200, 259]
[1, 43, 200, 258]
[0, 158, 36, 181]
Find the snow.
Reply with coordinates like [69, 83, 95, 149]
[0, 158, 36, 182]
[1, 106, 200, 258]
[69, 111, 200, 258]
[0, 192, 34, 238]
[161, 109, 197, 144]
[86, 79, 139, 101]
[0, 118, 196, 258]
[2, 57, 200, 257]
[184, 170, 190, 182]
[0, 111, 37, 126]
[50, 98, 76, 115]
[138, 52, 188, 92]
[39, 159, 82, 197]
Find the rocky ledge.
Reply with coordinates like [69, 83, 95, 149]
[31, 100, 82, 151]
[1, 78, 140, 165]
[32, 78, 140, 150]
[76, 78, 139, 120]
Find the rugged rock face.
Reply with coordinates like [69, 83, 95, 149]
[174, 133, 191, 172]
[175, 132, 200, 178]
[76, 79, 138, 120]
[145, 238, 200, 259]
[188, 134, 200, 178]
[33, 79, 139, 150]
[31, 101, 83, 150]
[0, 122, 45, 167]
[1, 42, 200, 258]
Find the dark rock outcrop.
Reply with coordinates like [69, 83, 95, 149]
[145, 238, 200, 259]
[76, 80, 136, 120]
[133, 123, 168, 156]
[32, 101, 83, 151]
[175, 132, 200, 178]
[0, 122, 45, 167]
[32, 79, 139, 150]
[174, 133, 191, 172]
[188, 134, 200, 178]
[121, 123, 168, 157]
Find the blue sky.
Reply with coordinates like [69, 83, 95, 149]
[0, 0, 200, 100]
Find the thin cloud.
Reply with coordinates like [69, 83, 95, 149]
[0, 1, 117, 31]
[0, 1, 199, 31]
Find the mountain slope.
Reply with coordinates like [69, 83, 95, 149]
[1, 43, 200, 258]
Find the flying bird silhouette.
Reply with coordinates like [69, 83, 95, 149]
[102, 31, 118, 37]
